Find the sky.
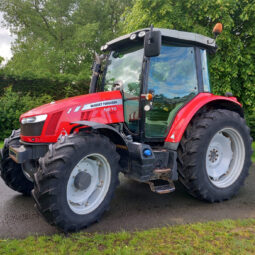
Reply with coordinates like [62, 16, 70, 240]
[0, 12, 15, 64]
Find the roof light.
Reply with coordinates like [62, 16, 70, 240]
[138, 31, 146, 38]
[100, 45, 108, 51]
[130, 33, 137, 40]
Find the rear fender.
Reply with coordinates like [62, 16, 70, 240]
[165, 93, 243, 148]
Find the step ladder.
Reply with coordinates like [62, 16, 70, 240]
[148, 176, 175, 195]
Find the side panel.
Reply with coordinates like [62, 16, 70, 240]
[165, 93, 242, 143]
[21, 91, 124, 143]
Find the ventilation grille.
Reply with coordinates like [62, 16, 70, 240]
[81, 111, 92, 121]
[45, 111, 63, 135]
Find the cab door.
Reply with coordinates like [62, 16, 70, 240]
[145, 44, 199, 138]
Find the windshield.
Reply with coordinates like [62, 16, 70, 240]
[103, 45, 144, 96]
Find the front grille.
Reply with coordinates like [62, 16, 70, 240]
[21, 121, 45, 136]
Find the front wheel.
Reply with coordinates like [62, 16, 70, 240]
[32, 133, 120, 232]
[0, 130, 33, 195]
[177, 109, 252, 202]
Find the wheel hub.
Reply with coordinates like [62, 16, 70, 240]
[205, 128, 245, 188]
[74, 172, 91, 190]
[208, 148, 219, 163]
[66, 154, 111, 215]
[206, 132, 232, 180]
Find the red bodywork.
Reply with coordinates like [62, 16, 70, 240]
[20, 91, 241, 144]
[20, 91, 124, 143]
[165, 93, 241, 143]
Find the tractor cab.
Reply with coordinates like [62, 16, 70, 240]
[96, 27, 216, 142]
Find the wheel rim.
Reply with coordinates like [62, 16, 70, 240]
[206, 127, 245, 188]
[67, 153, 111, 215]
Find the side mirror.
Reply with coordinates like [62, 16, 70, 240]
[144, 30, 161, 57]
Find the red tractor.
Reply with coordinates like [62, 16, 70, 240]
[0, 24, 252, 232]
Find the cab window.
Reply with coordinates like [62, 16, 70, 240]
[145, 44, 198, 138]
[200, 49, 211, 92]
[104, 45, 144, 133]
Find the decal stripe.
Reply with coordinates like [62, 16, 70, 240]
[74, 106, 81, 112]
[82, 99, 122, 111]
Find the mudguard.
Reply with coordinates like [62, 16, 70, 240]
[165, 93, 243, 146]
[71, 120, 127, 146]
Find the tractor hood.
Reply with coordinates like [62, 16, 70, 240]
[20, 91, 123, 119]
[20, 90, 124, 143]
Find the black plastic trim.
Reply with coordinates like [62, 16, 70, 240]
[9, 144, 48, 164]
[70, 121, 128, 146]
[139, 56, 150, 142]
[20, 140, 51, 146]
[164, 142, 179, 151]
[21, 121, 45, 137]
[195, 47, 204, 92]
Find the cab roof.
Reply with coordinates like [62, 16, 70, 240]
[105, 28, 216, 52]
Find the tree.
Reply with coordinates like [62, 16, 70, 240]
[0, 0, 131, 80]
[122, 0, 255, 114]
[0, 56, 4, 66]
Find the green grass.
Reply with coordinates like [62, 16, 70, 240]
[0, 141, 4, 149]
[1, 219, 255, 254]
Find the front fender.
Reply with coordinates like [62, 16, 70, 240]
[71, 121, 127, 147]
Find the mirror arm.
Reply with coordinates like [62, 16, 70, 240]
[148, 24, 154, 45]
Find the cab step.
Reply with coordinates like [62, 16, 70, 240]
[148, 180, 175, 194]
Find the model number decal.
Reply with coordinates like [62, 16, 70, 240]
[82, 99, 122, 111]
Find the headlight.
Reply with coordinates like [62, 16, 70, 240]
[21, 114, 47, 124]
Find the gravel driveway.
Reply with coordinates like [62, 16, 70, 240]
[0, 165, 254, 239]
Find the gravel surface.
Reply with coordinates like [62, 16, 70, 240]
[0, 165, 254, 239]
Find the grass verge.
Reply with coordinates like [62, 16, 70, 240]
[1, 219, 255, 254]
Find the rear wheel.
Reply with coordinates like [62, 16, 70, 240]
[177, 109, 252, 202]
[32, 133, 120, 232]
[0, 130, 33, 195]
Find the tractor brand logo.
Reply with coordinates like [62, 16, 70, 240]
[82, 99, 122, 111]
[67, 99, 123, 114]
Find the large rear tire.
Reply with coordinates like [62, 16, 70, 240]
[32, 133, 120, 232]
[177, 109, 252, 202]
[0, 130, 33, 196]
